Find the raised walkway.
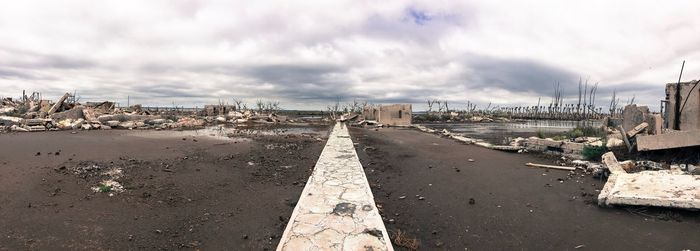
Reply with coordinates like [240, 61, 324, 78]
[277, 123, 393, 250]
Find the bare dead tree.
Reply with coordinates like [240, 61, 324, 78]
[232, 98, 246, 111]
[426, 99, 435, 114]
[552, 81, 563, 109]
[588, 82, 598, 108]
[577, 77, 583, 115]
[326, 96, 341, 120]
[609, 90, 619, 116]
[348, 99, 362, 113]
[255, 100, 265, 113]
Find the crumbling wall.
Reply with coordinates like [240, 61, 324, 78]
[362, 106, 379, 121]
[377, 104, 411, 126]
[665, 81, 700, 131]
[203, 104, 237, 116]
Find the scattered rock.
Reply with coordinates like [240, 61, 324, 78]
[435, 240, 444, 247]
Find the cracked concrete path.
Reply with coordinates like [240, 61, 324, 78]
[277, 123, 393, 251]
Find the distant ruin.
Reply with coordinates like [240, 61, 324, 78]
[361, 104, 412, 126]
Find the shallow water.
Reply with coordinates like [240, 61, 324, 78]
[130, 125, 327, 141]
[423, 120, 601, 145]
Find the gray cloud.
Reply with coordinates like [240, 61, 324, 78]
[464, 55, 579, 95]
[238, 64, 347, 86]
[0, 68, 37, 80]
[1, 0, 698, 110]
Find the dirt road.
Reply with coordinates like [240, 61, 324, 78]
[351, 127, 700, 250]
[0, 125, 328, 250]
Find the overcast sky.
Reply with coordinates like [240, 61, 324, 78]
[1, 0, 699, 110]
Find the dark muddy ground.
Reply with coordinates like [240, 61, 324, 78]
[0, 124, 329, 250]
[350, 127, 700, 251]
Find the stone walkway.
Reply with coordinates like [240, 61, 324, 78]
[277, 123, 393, 250]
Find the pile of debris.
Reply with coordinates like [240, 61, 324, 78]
[1, 91, 293, 133]
[597, 152, 700, 210]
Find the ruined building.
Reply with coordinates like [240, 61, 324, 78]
[203, 104, 237, 116]
[664, 80, 700, 131]
[362, 104, 412, 126]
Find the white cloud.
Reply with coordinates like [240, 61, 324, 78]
[0, 0, 699, 110]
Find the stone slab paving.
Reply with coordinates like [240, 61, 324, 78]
[277, 123, 393, 251]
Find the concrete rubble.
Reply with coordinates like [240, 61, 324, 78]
[410, 86, 700, 211]
[555, 149, 700, 210]
[598, 152, 700, 210]
[599, 80, 700, 153]
[1, 91, 299, 133]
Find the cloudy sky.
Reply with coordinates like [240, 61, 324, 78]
[1, 0, 699, 110]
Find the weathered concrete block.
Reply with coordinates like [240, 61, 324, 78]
[622, 104, 650, 131]
[602, 152, 626, 174]
[650, 114, 663, 135]
[50, 108, 85, 121]
[637, 130, 700, 151]
[105, 120, 120, 127]
[0, 116, 22, 126]
[598, 171, 700, 209]
[561, 142, 584, 153]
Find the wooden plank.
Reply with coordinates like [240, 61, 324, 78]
[525, 163, 576, 171]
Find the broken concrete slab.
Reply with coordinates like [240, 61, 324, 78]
[50, 107, 85, 121]
[602, 152, 626, 174]
[47, 92, 72, 114]
[22, 118, 51, 126]
[83, 107, 98, 122]
[598, 171, 700, 210]
[0, 116, 23, 125]
[26, 125, 46, 131]
[0, 107, 15, 114]
[637, 130, 700, 151]
[626, 122, 648, 138]
[10, 125, 29, 132]
[617, 126, 632, 152]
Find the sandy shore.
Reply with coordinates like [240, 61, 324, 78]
[350, 126, 699, 250]
[0, 125, 329, 250]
